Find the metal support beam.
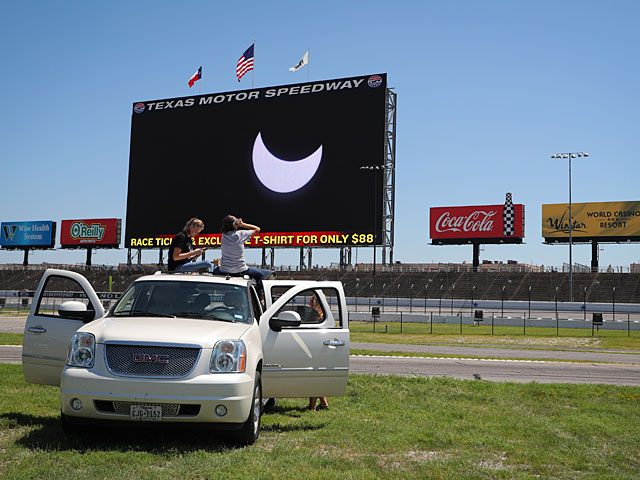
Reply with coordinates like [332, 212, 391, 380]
[382, 88, 397, 265]
[591, 240, 599, 273]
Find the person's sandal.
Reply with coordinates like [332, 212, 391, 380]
[317, 404, 329, 411]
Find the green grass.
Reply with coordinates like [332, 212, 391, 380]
[0, 333, 23, 345]
[350, 321, 640, 351]
[1, 364, 640, 479]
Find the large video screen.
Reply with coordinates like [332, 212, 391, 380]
[126, 73, 387, 249]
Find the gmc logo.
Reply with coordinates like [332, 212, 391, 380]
[133, 354, 169, 364]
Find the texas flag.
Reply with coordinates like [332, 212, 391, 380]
[188, 66, 202, 88]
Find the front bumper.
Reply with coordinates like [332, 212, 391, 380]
[60, 366, 254, 425]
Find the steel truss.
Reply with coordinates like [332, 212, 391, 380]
[382, 88, 397, 265]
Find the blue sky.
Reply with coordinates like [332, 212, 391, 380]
[1, 0, 639, 269]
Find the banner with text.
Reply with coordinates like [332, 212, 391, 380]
[130, 231, 374, 249]
[0, 221, 56, 248]
[430, 204, 524, 242]
[60, 218, 122, 247]
[542, 201, 640, 240]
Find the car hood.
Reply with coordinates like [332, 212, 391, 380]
[82, 316, 252, 348]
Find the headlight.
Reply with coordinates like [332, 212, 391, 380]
[210, 340, 246, 373]
[66, 333, 96, 368]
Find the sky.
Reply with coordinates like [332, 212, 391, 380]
[1, 0, 639, 270]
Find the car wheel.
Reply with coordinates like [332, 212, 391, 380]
[235, 372, 262, 446]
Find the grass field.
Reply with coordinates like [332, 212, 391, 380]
[1, 364, 639, 479]
[0, 333, 23, 345]
[350, 321, 640, 351]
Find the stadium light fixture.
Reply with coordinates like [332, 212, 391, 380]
[551, 152, 589, 302]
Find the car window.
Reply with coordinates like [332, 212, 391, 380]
[274, 287, 342, 328]
[110, 280, 252, 324]
[35, 275, 94, 319]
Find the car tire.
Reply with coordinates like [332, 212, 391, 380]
[234, 372, 262, 446]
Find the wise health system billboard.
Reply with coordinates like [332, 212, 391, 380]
[60, 218, 122, 248]
[430, 197, 524, 244]
[542, 201, 640, 242]
[0, 221, 56, 248]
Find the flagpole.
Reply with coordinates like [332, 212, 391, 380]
[308, 49, 310, 82]
[252, 40, 255, 89]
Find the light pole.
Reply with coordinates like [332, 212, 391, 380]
[360, 164, 386, 300]
[551, 152, 589, 301]
[471, 285, 475, 316]
[450, 285, 455, 316]
[424, 284, 428, 314]
[409, 284, 414, 313]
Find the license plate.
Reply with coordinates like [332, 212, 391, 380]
[130, 404, 162, 422]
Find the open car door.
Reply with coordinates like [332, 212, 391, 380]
[22, 269, 104, 386]
[259, 282, 349, 398]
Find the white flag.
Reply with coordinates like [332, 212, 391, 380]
[289, 50, 309, 72]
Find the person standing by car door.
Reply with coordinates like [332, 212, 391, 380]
[169, 217, 218, 273]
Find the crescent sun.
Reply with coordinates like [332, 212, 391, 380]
[252, 132, 323, 193]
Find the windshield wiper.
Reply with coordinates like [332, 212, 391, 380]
[172, 312, 235, 323]
[114, 310, 176, 318]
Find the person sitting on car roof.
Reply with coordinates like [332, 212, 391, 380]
[217, 215, 271, 283]
[168, 217, 220, 273]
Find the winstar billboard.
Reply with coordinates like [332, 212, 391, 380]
[542, 201, 640, 242]
[125, 73, 387, 249]
[430, 202, 525, 244]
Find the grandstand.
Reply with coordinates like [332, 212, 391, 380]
[1, 263, 639, 304]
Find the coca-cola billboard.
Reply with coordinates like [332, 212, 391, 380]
[430, 204, 524, 242]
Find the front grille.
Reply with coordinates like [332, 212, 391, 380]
[105, 344, 200, 377]
[94, 400, 201, 417]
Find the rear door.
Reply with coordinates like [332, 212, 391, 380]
[259, 282, 349, 398]
[22, 269, 104, 386]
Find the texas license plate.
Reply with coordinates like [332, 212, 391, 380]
[130, 404, 162, 421]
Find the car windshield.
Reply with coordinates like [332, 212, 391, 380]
[110, 280, 252, 324]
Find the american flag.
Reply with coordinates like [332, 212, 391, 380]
[236, 43, 254, 82]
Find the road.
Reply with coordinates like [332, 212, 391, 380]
[350, 355, 640, 386]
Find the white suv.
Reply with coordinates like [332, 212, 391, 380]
[22, 269, 350, 445]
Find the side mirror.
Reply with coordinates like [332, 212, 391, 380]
[269, 310, 302, 332]
[58, 301, 95, 322]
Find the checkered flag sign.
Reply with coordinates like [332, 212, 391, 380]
[503, 193, 515, 236]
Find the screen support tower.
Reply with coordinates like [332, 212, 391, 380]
[381, 88, 397, 265]
[262, 248, 275, 269]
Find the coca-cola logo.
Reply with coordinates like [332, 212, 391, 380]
[435, 210, 496, 233]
